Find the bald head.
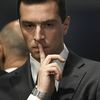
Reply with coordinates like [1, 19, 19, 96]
[0, 20, 28, 69]
[0, 20, 28, 56]
[3, 20, 23, 39]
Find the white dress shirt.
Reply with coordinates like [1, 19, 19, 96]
[27, 44, 69, 100]
[5, 67, 18, 73]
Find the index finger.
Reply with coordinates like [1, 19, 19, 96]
[38, 43, 46, 63]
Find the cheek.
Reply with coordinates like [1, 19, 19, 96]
[22, 30, 33, 41]
[45, 33, 56, 44]
[46, 34, 61, 50]
[21, 29, 28, 39]
[53, 30, 63, 41]
[46, 29, 63, 43]
[21, 32, 33, 48]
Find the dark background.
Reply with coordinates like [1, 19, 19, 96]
[0, 0, 100, 61]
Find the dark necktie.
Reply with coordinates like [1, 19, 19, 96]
[50, 87, 57, 100]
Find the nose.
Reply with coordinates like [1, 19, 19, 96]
[34, 25, 45, 42]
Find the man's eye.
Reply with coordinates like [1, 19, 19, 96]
[43, 22, 55, 29]
[22, 23, 35, 32]
[46, 23, 54, 27]
[24, 24, 33, 29]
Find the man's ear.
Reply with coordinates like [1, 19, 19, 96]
[0, 42, 3, 58]
[63, 16, 71, 35]
[0, 42, 4, 68]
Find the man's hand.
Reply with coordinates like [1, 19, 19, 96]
[37, 43, 65, 95]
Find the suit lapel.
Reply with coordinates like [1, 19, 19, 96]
[57, 51, 87, 100]
[0, 69, 7, 76]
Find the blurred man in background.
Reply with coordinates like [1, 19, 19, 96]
[0, 20, 28, 72]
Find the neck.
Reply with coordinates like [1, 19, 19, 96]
[4, 56, 27, 70]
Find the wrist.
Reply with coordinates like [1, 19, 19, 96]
[32, 86, 51, 100]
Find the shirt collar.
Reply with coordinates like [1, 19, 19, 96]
[58, 44, 69, 71]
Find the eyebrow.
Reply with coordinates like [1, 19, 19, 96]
[21, 19, 58, 24]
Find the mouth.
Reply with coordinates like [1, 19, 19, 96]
[32, 46, 48, 52]
[32, 47, 39, 52]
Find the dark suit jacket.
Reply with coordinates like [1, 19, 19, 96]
[0, 69, 7, 76]
[0, 51, 100, 100]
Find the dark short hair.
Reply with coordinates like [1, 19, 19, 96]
[17, 0, 67, 22]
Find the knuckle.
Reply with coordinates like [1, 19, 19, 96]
[53, 62, 58, 66]
[47, 54, 52, 58]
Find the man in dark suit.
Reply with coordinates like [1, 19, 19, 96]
[0, 0, 100, 100]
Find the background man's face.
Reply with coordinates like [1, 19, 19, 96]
[20, 1, 67, 60]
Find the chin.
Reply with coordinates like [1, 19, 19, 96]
[34, 53, 40, 59]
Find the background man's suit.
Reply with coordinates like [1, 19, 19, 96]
[0, 50, 100, 100]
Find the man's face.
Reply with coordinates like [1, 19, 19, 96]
[20, 1, 69, 60]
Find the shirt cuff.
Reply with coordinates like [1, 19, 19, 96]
[27, 94, 40, 100]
